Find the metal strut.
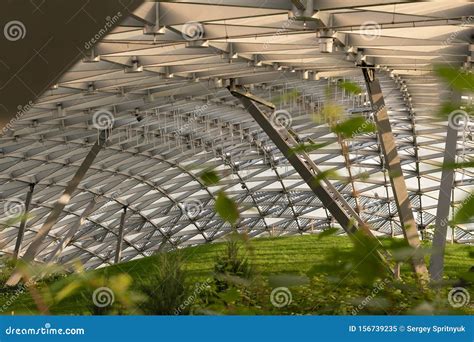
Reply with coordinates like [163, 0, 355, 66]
[115, 206, 128, 264]
[6, 130, 109, 286]
[361, 66, 429, 281]
[229, 85, 394, 273]
[230, 85, 395, 236]
[429, 123, 458, 281]
[13, 183, 35, 260]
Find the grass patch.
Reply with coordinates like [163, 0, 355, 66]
[0, 235, 471, 315]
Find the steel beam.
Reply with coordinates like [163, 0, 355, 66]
[230, 86, 367, 235]
[6, 131, 108, 286]
[429, 123, 458, 281]
[229, 86, 396, 274]
[114, 206, 128, 264]
[12, 183, 35, 260]
[45, 197, 99, 263]
[361, 67, 428, 280]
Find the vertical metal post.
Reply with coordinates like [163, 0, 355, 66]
[115, 206, 127, 264]
[6, 131, 108, 286]
[12, 183, 35, 260]
[429, 123, 458, 281]
[361, 67, 429, 280]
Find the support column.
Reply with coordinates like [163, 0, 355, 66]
[429, 123, 458, 281]
[115, 206, 128, 264]
[229, 86, 393, 273]
[12, 183, 35, 260]
[361, 66, 428, 280]
[45, 197, 99, 263]
[6, 131, 108, 286]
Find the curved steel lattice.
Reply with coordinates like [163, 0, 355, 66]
[0, 0, 473, 269]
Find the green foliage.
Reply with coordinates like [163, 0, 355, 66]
[139, 253, 187, 315]
[317, 227, 339, 240]
[215, 191, 240, 226]
[338, 81, 363, 95]
[308, 231, 388, 285]
[332, 116, 376, 139]
[290, 142, 329, 155]
[200, 168, 220, 186]
[213, 236, 252, 292]
[312, 169, 340, 186]
[435, 66, 474, 92]
[442, 160, 474, 170]
[314, 101, 344, 126]
[1, 235, 472, 315]
[453, 194, 474, 225]
[51, 265, 141, 315]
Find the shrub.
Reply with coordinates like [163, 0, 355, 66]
[213, 237, 252, 292]
[139, 253, 187, 315]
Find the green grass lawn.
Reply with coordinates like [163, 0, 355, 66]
[0, 235, 472, 315]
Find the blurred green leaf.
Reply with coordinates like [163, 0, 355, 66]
[55, 281, 82, 303]
[437, 101, 461, 120]
[390, 246, 431, 262]
[215, 191, 239, 226]
[358, 172, 370, 181]
[2, 213, 34, 228]
[290, 142, 329, 155]
[437, 101, 474, 121]
[317, 227, 339, 240]
[332, 116, 376, 139]
[453, 193, 474, 224]
[312, 169, 340, 186]
[315, 102, 344, 125]
[442, 161, 474, 170]
[338, 81, 363, 95]
[200, 169, 220, 186]
[435, 66, 474, 92]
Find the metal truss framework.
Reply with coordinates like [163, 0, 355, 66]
[0, 1, 472, 270]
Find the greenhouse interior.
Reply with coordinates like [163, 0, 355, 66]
[0, 0, 472, 315]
